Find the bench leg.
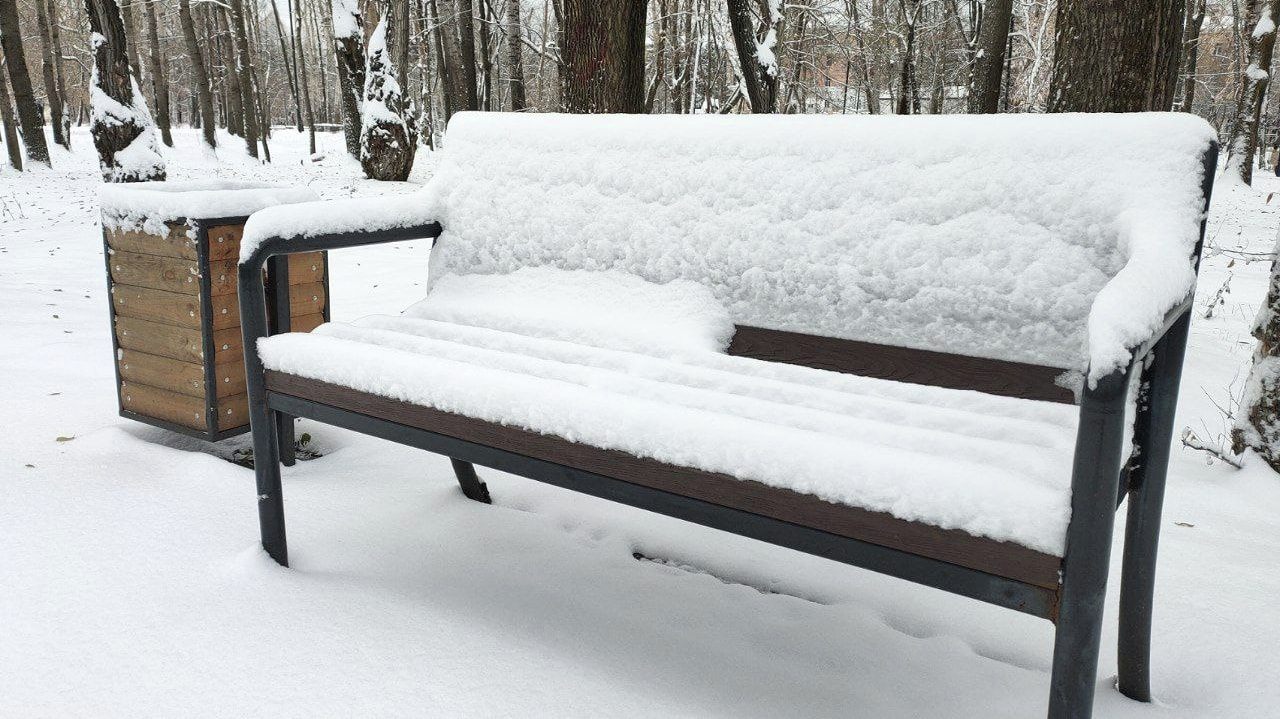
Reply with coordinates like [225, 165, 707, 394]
[253, 406, 289, 567]
[451, 458, 491, 503]
[1048, 370, 1131, 719]
[276, 412, 296, 467]
[1117, 313, 1189, 702]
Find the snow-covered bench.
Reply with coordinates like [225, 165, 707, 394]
[238, 113, 1217, 719]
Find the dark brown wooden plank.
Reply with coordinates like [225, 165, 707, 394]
[265, 371, 1064, 589]
[728, 325, 1076, 404]
[108, 251, 201, 295]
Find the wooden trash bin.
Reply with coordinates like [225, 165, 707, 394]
[100, 181, 324, 441]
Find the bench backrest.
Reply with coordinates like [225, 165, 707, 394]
[424, 112, 1214, 375]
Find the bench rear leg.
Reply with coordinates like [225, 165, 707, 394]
[451, 458, 491, 503]
[1117, 313, 1190, 702]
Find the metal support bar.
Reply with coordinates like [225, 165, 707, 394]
[1048, 369, 1133, 719]
[450, 458, 492, 503]
[1117, 311, 1192, 701]
[268, 390, 1060, 619]
[266, 255, 296, 466]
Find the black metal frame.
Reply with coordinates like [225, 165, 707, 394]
[104, 215, 322, 448]
[235, 143, 1217, 719]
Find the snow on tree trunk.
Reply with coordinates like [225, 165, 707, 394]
[359, 17, 415, 182]
[726, 0, 781, 113]
[1234, 232, 1280, 468]
[86, 0, 165, 183]
[1227, 1, 1280, 186]
[331, 0, 365, 159]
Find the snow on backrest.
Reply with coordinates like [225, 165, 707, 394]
[425, 112, 1214, 372]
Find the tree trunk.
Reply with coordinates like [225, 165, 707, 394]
[360, 9, 415, 180]
[968, 0, 1013, 113]
[505, 0, 527, 110]
[477, 0, 493, 110]
[47, 0, 70, 148]
[0, 0, 51, 165]
[293, 0, 317, 154]
[143, 0, 172, 146]
[1227, 0, 1280, 185]
[896, 0, 920, 115]
[35, 0, 66, 148]
[1234, 232, 1280, 467]
[0, 54, 22, 170]
[215, 7, 244, 137]
[228, 0, 259, 159]
[1047, 0, 1185, 112]
[178, 0, 216, 149]
[726, 0, 780, 113]
[120, 0, 144, 86]
[332, 0, 365, 157]
[434, 0, 470, 120]
[274, 0, 304, 131]
[561, 0, 648, 113]
[1180, 0, 1208, 112]
[455, 0, 480, 110]
[85, 0, 165, 181]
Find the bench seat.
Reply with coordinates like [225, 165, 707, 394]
[259, 310, 1079, 572]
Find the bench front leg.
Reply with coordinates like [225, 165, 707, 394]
[1048, 368, 1132, 719]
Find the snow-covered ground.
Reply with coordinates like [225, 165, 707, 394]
[2, 127, 1278, 718]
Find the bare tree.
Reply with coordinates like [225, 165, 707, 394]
[228, 0, 260, 159]
[85, 0, 165, 181]
[0, 54, 22, 170]
[35, 0, 67, 148]
[360, 6, 415, 180]
[504, 0, 527, 110]
[178, 0, 216, 149]
[1227, 0, 1280, 184]
[561, 0, 648, 113]
[332, 0, 365, 157]
[1180, 0, 1209, 112]
[726, 0, 781, 113]
[46, 0, 69, 146]
[273, 0, 304, 131]
[1, 0, 52, 165]
[455, 0, 481, 110]
[968, 0, 1014, 113]
[293, 0, 317, 153]
[143, 0, 172, 146]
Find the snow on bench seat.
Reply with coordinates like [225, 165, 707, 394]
[258, 271, 1080, 556]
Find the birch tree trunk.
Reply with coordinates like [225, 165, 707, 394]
[177, 0, 216, 149]
[505, 0, 527, 110]
[143, 0, 172, 147]
[0, 54, 22, 170]
[968, 0, 1013, 113]
[85, 0, 165, 181]
[0, 0, 51, 165]
[561, 0, 648, 113]
[35, 0, 67, 148]
[274, 0, 304, 131]
[1227, 0, 1280, 185]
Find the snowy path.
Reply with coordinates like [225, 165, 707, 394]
[1, 128, 1278, 718]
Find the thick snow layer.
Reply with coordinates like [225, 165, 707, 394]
[101, 180, 319, 236]
[240, 192, 438, 261]
[4, 127, 1280, 718]
[259, 313, 1080, 554]
[424, 112, 1215, 382]
[402, 267, 736, 357]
